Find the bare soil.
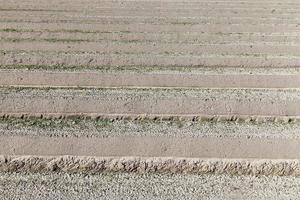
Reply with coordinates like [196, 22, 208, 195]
[1, 0, 300, 196]
[1, 70, 300, 88]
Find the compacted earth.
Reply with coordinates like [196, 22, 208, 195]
[1, 0, 300, 199]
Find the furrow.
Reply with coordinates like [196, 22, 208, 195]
[2, 8, 300, 17]
[0, 70, 299, 89]
[3, 14, 300, 24]
[4, 31, 300, 44]
[1, 52, 300, 68]
[2, 9, 300, 17]
[2, 22, 300, 33]
[1, 136, 300, 159]
[3, 18, 300, 27]
[3, 41, 300, 56]
[5, 2, 300, 9]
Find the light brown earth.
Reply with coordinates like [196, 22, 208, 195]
[2, 172, 300, 200]
[3, 135, 300, 159]
[0, 117, 299, 176]
[1, 0, 300, 198]
[1, 69, 300, 88]
[1, 88, 300, 117]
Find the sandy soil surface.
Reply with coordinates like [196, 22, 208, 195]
[1, 172, 300, 200]
[1, 70, 300, 88]
[0, 117, 299, 175]
[1, 0, 300, 198]
[2, 0, 300, 68]
[1, 117, 299, 139]
[3, 135, 300, 159]
[2, 156, 300, 176]
[1, 88, 300, 117]
[3, 51, 300, 67]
